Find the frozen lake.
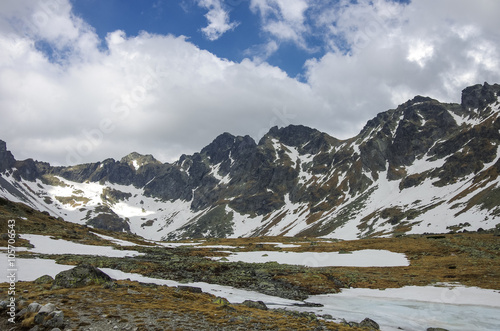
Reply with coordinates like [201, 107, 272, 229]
[2, 252, 499, 330]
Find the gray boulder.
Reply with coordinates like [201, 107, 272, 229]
[27, 302, 42, 313]
[53, 264, 112, 288]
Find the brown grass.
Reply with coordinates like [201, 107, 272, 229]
[1, 281, 361, 331]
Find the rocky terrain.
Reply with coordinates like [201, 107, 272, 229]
[1, 83, 500, 241]
[1, 198, 499, 330]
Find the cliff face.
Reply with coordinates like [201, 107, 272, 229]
[1, 83, 500, 240]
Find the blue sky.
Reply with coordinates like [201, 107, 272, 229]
[0, 0, 499, 165]
[69, 0, 324, 78]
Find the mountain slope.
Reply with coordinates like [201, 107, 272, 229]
[1, 83, 499, 240]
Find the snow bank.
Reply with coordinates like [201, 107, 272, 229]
[19, 234, 143, 257]
[211, 249, 409, 267]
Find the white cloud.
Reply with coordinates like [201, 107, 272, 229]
[0, 0, 499, 166]
[304, 0, 500, 133]
[197, 0, 239, 41]
[250, 0, 310, 48]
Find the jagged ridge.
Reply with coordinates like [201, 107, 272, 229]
[1, 83, 500, 240]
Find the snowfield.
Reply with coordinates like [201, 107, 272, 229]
[211, 249, 409, 267]
[18, 234, 144, 257]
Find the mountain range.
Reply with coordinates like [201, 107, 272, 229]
[1, 82, 500, 240]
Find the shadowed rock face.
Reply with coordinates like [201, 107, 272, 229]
[1, 83, 500, 239]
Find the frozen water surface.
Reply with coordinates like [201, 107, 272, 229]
[2, 251, 498, 330]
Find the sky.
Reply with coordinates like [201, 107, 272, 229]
[0, 0, 499, 165]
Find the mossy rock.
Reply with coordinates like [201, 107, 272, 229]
[52, 264, 112, 288]
[34, 275, 54, 284]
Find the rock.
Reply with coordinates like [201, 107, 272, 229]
[43, 310, 64, 328]
[38, 303, 56, 315]
[360, 317, 380, 330]
[293, 302, 324, 307]
[0, 300, 7, 310]
[242, 300, 268, 310]
[27, 302, 42, 313]
[427, 328, 449, 331]
[34, 275, 54, 284]
[16, 307, 28, 317]
[53, 264, 112, 288]
[177, 285, 203, 293]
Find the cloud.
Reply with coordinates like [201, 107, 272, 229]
[197, 0, 239, 41]
[304, 0, 500, 131]
[0, 0, 326, 165]
[0, 0, 499, 167]
[250, 0, 310, 49]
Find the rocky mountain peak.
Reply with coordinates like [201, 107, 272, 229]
[260, 125, 319, 147]
[201, 132, 256, 164]
[0, 139, 15, 172]
[461, 82, 500, 111]
[0, 139, 7, 152]
[120, 152, 160, 170]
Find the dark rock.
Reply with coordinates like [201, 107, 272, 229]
[360, 317, 380, 330]
[426, 328, 449, 331]
[293, 302, 324, 307]
[461, 82, 500, 111]
[86, 206, 130, 232]
[34, 275, 54, 285]
[53, 264, 112, 288]
[242, 300, 268, 310]
[177, 286, 203, 293]
[43, 310, 64, 328]
[0, 140, 16, 172]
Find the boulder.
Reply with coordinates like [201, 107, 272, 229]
[360, 317, 380, 330]
[53, 264, 112, 288]
[38, 303, 56, 315]
[177, 285, 203, 293]
[43, 310, 64, 328]
[242, 300, 268, 310]
[34, 275, 54, 285]
[27, 302, 42, 313]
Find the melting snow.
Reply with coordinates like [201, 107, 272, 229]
[19, 234, 143, 257]
[211, 249, 409, 267]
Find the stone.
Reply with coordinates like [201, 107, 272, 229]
[27, 302, 42, 313]
[53, 264, 112, 288]
[0, 300, 7, 310]
[38, 303, 56, 314]
[426, 328, 449, 331]
[177, 286, 202, 293]
[43, 310, 64, 328]
[242, 300, 268, 310]
[34, 275, 54, 284]
[360, 317, 380, 330]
